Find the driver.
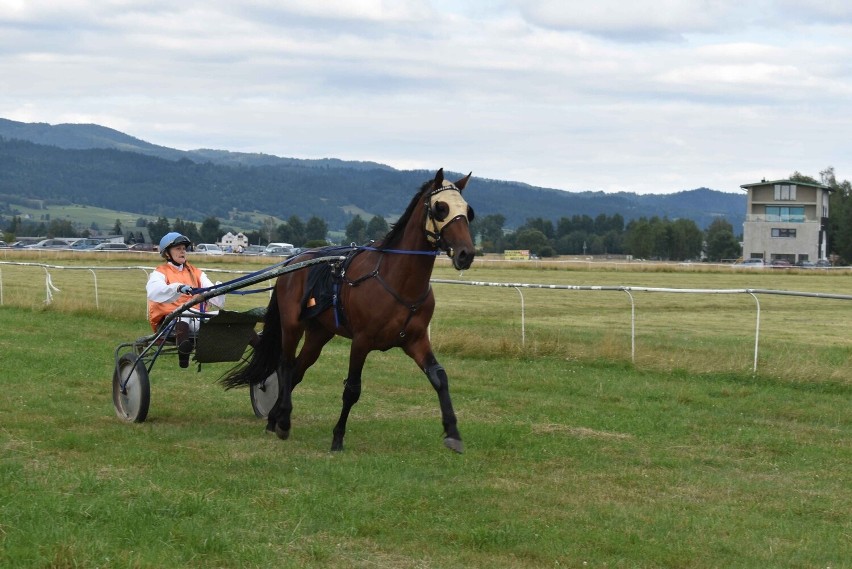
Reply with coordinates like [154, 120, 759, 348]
[146, 232, 226, 367]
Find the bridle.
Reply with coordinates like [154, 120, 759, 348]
[423, 181, 472, 254]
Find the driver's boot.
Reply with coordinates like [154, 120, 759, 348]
[175, 321, 193, 368]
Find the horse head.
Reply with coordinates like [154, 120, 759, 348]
[424, 169, 476, 270]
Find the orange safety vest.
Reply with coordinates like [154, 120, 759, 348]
[147, 262, 204, 331]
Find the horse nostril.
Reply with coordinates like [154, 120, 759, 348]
[455, 249, 473, 269]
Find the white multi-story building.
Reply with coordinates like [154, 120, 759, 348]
[740, 179, 832, 263]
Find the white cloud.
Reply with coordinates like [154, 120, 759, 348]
[1, 0, 851, 194]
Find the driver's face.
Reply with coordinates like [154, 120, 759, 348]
[169, 244, 188, 263]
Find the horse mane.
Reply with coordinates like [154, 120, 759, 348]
[377, 178, 431, 250]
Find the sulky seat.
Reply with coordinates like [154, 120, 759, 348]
[192, 308, 266, 364]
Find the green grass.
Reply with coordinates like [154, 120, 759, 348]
[1, 254, 850, 567]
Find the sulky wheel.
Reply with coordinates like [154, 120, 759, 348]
[113, 353, 150, 423]
[250, 370, 279, 418]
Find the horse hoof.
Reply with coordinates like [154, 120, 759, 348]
[443, 437, 464, 454]
[330, 442, 343, 452]
[275, 424, 290, 440]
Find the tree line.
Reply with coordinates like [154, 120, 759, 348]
[465, 212, 740, 261]
[4, 166, 852, 264]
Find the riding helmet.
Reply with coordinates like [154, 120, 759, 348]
[159, 232, 192, 259]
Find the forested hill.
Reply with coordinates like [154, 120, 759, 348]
[0, 119, 745, 230]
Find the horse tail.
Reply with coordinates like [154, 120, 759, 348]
[219, 293, 282, 389]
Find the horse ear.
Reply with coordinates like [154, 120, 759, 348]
[455, 172, 472, 192]
[434, 168, 445, 187]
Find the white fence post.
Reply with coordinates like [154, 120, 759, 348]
[622, 288, 636, 363]
[749, 292, 761, 373]
[513, 286, 525, 347]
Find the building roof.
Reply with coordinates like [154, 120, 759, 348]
[740, 179, 832, 191]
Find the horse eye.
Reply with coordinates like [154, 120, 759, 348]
[433, 201, 449, 222]
[467, 206, 475, 222]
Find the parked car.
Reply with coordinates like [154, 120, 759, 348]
[195, 243, 224, 255]
[10, 239, 40, 248]
[263, 246, 296, 257]
[264, 242, 295, 255]
[0, 240, 8, 248]
[70, 238, 101, 250]
[769, 259, 791, 268]
[93, 242, 130, 251]
[815, 259, 832, 268]
[736, 258, 764, 267]
[794, 260, 815, 269]
[25, 238, 72, 249]
[242, 244, 266, 255]
[129, 243, 156, 251]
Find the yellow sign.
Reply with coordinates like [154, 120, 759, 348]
[504, 249, 530, 260]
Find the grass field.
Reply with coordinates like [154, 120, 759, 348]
[1, 251, 850, 567]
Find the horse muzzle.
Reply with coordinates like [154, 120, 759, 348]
[448, 245, 475, 270]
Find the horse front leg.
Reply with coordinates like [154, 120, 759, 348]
[425, 356, 463, 453]
[331, 342, 368, 452]
[406, 341, 463, 453]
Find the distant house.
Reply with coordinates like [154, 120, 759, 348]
[740, 179, 831, 263]
[219, 231, 249, 252]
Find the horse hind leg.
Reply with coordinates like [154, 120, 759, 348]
[331, 375, 361, 451]
[270, 361, 293, 439]
[272, 324, 334, 441]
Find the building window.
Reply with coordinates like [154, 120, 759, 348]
[765, 206, 804, 222]
[771, 228, 797, 238]
[774, 184, 797, 200]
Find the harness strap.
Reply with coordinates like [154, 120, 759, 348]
[337, 249, 432, 338]
[374, 272, 432, 338]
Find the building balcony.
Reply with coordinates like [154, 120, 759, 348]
[745, 215, 817, 223]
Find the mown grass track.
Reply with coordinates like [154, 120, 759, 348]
[0, 252, 850, 567]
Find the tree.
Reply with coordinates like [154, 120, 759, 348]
[199, 216, 221, 243]
[555, 230, 587, 255]
[47, 219, 77, 238]
[345, 215, 367, 244]
[704, 218, 741, 261]
[287, 216, 306, 246]
[6, 216, 22, 235]
[514, 228, 549, 254]
[306, 216, 329, 242]
[365, 215, 389, 241]
[260, 217, 277, 246]
[524, 217, 554, 239]
[182, 222, 202, 244]
[147, 217, 171, 246]
[112, 219, 122, 235]
[472, 214, 505, 252]
[624, 218, 656, 259]
[823, 166, 852, 263]
[668, 218, 704, 261]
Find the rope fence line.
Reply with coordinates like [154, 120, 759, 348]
[2, 262, 851, 373]
[432, 279, 852, 373]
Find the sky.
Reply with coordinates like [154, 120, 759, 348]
[1, 1, 851, 195]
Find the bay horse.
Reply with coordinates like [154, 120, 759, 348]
[221, 169, 475, 452]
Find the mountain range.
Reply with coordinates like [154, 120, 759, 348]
[0, 118, 746, 231]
